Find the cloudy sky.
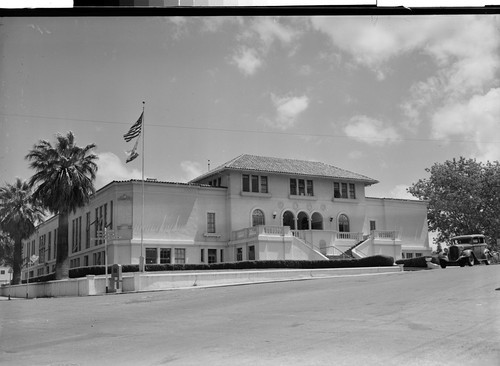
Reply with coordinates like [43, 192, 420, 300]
[1, 14, 499, 200]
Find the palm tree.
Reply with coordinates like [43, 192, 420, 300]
[26, 131, 98, 280]
[0, 179, 44, 285]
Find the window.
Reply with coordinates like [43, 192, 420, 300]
[86, 212, 90, 248]
[207, 212, 216, 233]
[251, 175, 259, 193]
[72, 217, 82, 253]
[338, 214, 350, 232]
[415, 253, 422, 257]
[341, 183, 348, 198]
[160, 248, 171, 264]
[252, 209, 265, 227]
[208, 249, 217, 264]
[260, 176, 268, 193]
[298, 179, 305, 195]
[1, 270, 5, 275]
[290, 179, 297, 195]
[237, 248, 243, 261]
[84, 255, 89, 267]
[200, 248, 205, 263]
[175, 248, 186, 264]
[290, 178, 314, 196]
[349, 183, 356, 199]
[334, 182, 357, 200]
[48, 232, 52, 261]
[109, 201, 113, 229]
[248, 245, 255, 260]
[370, 220, 376, 231]
[242, 174, 250, 192]
[307, 180, 314, 196]
[220, 249, 224, 263]
[146, 248, 158, 264]
[39, 234, 45, 264]
[406, 253, 414, 259]
[243, 174, 269, 193]
[53, 229, 57, 260]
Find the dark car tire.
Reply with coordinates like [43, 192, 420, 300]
[467, 256, 475, 266]
[484, 259, 490, 265]
[440, 262, 447, 269]
[459, 259, 466, 267]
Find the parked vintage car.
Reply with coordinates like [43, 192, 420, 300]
[439, 234, 491, 268]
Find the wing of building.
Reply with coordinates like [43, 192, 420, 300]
[21, 154, 430, 280]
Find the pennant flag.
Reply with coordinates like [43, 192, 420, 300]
[126, 138, 140, 163]
[123, 112, 143, 142]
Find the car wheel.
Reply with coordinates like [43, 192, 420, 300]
[484, 259, 490, 265]
[467, 256, 475, 266]
[459, 259, 466, 267]
[440, 262, 447, 269]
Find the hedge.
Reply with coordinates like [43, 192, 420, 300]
[24, 255, 395, 282]
[395, 256, 438, 268]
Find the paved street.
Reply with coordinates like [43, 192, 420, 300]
[1, 266, 499, 366]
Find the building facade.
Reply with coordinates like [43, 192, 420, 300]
[21, 154, 431, 280]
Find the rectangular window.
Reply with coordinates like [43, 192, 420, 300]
[95, 208, 99, 245]
[220, 249, 224, 263]
[32, 240, 35, 259]
[39, 234, 45, 264]
[370, 220, 376, 231]
[174, 248, 186, 264]
[415, 253, 422, 257]
[145, 248, 158, 264]
[341, 183, 348, 199]
[242, 174, 250, 192]
[54, 229, 57, 260]
[86, 212, 90, 249]
[298, 179, 305, 195]
[207, 212, 216, 234]
[251, 175, 259, 193]
[334, 182, 341, 198]
[200, 248, 205, 263]
[208, 249, 217, 264]
[290, 179, 297, 195]
[104, 203, 108, 230]
[248, 245, 255, 260]
[260, 176, 268, 193]
[307, 180, 314, 196]
[47, 234, 51, 262]
[237, 248, 243, 261]
[109, 201, 113, 229]
[406, 253, 414, 259]
[349, 183, 356, 199]
[160, 248, 171, 264]
[84, 255, 89, 267]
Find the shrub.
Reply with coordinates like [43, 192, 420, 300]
[27, 255, 395, 281]
[395, 256, 438, 267]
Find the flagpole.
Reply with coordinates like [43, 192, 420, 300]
[140, 101, 145, 272]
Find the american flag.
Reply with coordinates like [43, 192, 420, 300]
[123, 112, 143, 142]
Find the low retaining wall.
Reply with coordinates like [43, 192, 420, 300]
[1, 266, 402, 299]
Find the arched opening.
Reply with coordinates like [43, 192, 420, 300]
[252, 209, 265, 227]
[297, 212, 309, 230]
[338, 214, 350, 232]
[311, 212, 323, 230]
[282, 211, 295, 230]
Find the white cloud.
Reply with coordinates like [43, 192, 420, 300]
[269, 94, 309, 130]
[231, 17, 300, 76]
[431, 88, 500, 161]
[231, 47, 263, 76]
[95, 152, 141, 189]
[344, 115, 400, 146]
[180, 160, 203, 181]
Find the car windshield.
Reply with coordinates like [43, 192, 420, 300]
[453, 237, 484, 245]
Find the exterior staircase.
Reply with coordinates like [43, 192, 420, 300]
[342, 235, 371, 258]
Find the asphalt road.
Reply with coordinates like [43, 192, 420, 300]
[1, 266, 499, 366]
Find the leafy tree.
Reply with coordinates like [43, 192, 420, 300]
[409, 157, 500, 249]
[26, 131, 98, 280]
[0, 232, 14, 268]
[0, 179, 44, 284]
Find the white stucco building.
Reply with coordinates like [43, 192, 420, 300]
[21, 154, 431, 280]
